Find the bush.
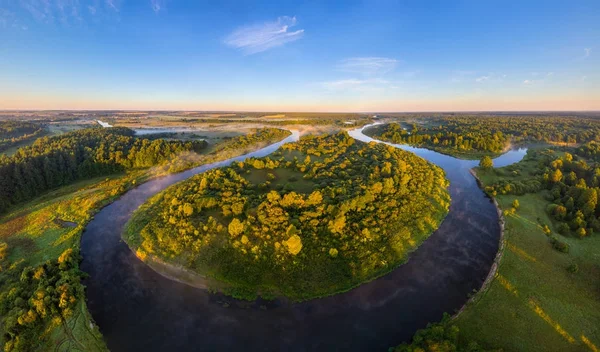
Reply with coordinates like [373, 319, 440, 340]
[550, 237, 569, 253]
[567, 263, 579, 273]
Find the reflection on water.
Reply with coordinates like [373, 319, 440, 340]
[80, 126, 526, 352]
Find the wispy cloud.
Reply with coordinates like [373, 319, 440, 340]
[150, 0, 164, 13]
[0, 9, 16, 28]
[337, 57, 398, 76]
[474, 72, 505, 83]
[582, 76, 587, 82]
[224, 16, 304, 55]
[523, 79, 533, 85]
[8, 0, 124, 24]
[583, 48, 591, 59]
[106, 0, 119, 12]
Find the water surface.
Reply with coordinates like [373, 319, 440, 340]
[81, 126, 526, 351]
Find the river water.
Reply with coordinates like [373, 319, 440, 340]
[80, 125, 526, 351]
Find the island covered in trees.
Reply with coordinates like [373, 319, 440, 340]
[124, 132, 450, 300]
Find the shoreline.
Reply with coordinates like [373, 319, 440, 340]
[452, 168, 505, 320]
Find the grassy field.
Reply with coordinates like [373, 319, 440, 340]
[0, 175, 141, 351]
[455, 151, 600, 352]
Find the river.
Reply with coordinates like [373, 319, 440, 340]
[80, 125, 527, 351]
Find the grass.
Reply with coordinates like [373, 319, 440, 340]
[455, 152, 600, 352]
[0, 175, 136, 351]
[241, 167, 316, 194]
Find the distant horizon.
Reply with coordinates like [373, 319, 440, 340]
[1, 109, 600, 114]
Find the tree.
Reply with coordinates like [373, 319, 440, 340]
[228, 218, 244, 237]
[512, 199, 520, 210]
[479, 156, 493, 169]
[550, 168, 563, 183]
[182, 203, 194, 216]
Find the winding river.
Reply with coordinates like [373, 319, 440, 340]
[80, 125, 527, 351]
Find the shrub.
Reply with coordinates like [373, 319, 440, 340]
[550, 237, 569, 253]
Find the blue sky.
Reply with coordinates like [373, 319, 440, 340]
[0, 0, 598, 111]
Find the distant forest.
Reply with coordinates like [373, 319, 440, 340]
[0, 127, 208, 214]
[0, 121, 46, 154]
[367, 115, 600, 158]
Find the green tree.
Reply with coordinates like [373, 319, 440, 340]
[479, 156, 493, 169]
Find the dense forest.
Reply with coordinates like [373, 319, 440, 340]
[483, 145, 600, 240]
[367, 115, 600, 159]
[0, 127, 208, 214]
[125, 132, 450, 300]
[0, 121, 46, 154]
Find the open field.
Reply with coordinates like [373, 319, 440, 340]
[455, 151, 600, 352]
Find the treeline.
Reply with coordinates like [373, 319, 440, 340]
[0, 127, 208, 214]
[211, 128, 290, 152]
[370, 122, 508, 154]
[368, 115, 600, 158]
[126, 132, 450, 300]
[484, 146, 600, 238]
[0, 121, 46, 153]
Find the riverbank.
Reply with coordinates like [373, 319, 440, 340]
[451, 168, 506, 320]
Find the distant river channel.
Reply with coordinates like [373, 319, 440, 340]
[80, 125, 527, 351]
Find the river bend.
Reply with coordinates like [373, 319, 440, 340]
[80, 126, 526, 351]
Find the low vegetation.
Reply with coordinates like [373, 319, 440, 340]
[124, 132, 450, 300]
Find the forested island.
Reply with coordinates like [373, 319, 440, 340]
[124, 132, 450, 300]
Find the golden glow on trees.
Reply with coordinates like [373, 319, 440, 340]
[126, 132, 450, 300]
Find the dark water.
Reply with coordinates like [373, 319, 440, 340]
[80, 126, 526, 352]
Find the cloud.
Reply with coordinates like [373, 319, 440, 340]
[337, 57, 398, 76]
[0, 9, 16, 28]
[523, 79, 533, 85]
[582, 76, 587, 81]
[583, 48, 591, 59]
[475, 75, 490, 83]
[224, 16, 304, 55]
[106, 0, 119, 11]
[10, 0, 123, 24]
[547, 72, 554, 77]
[150, 0, 164, 13]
